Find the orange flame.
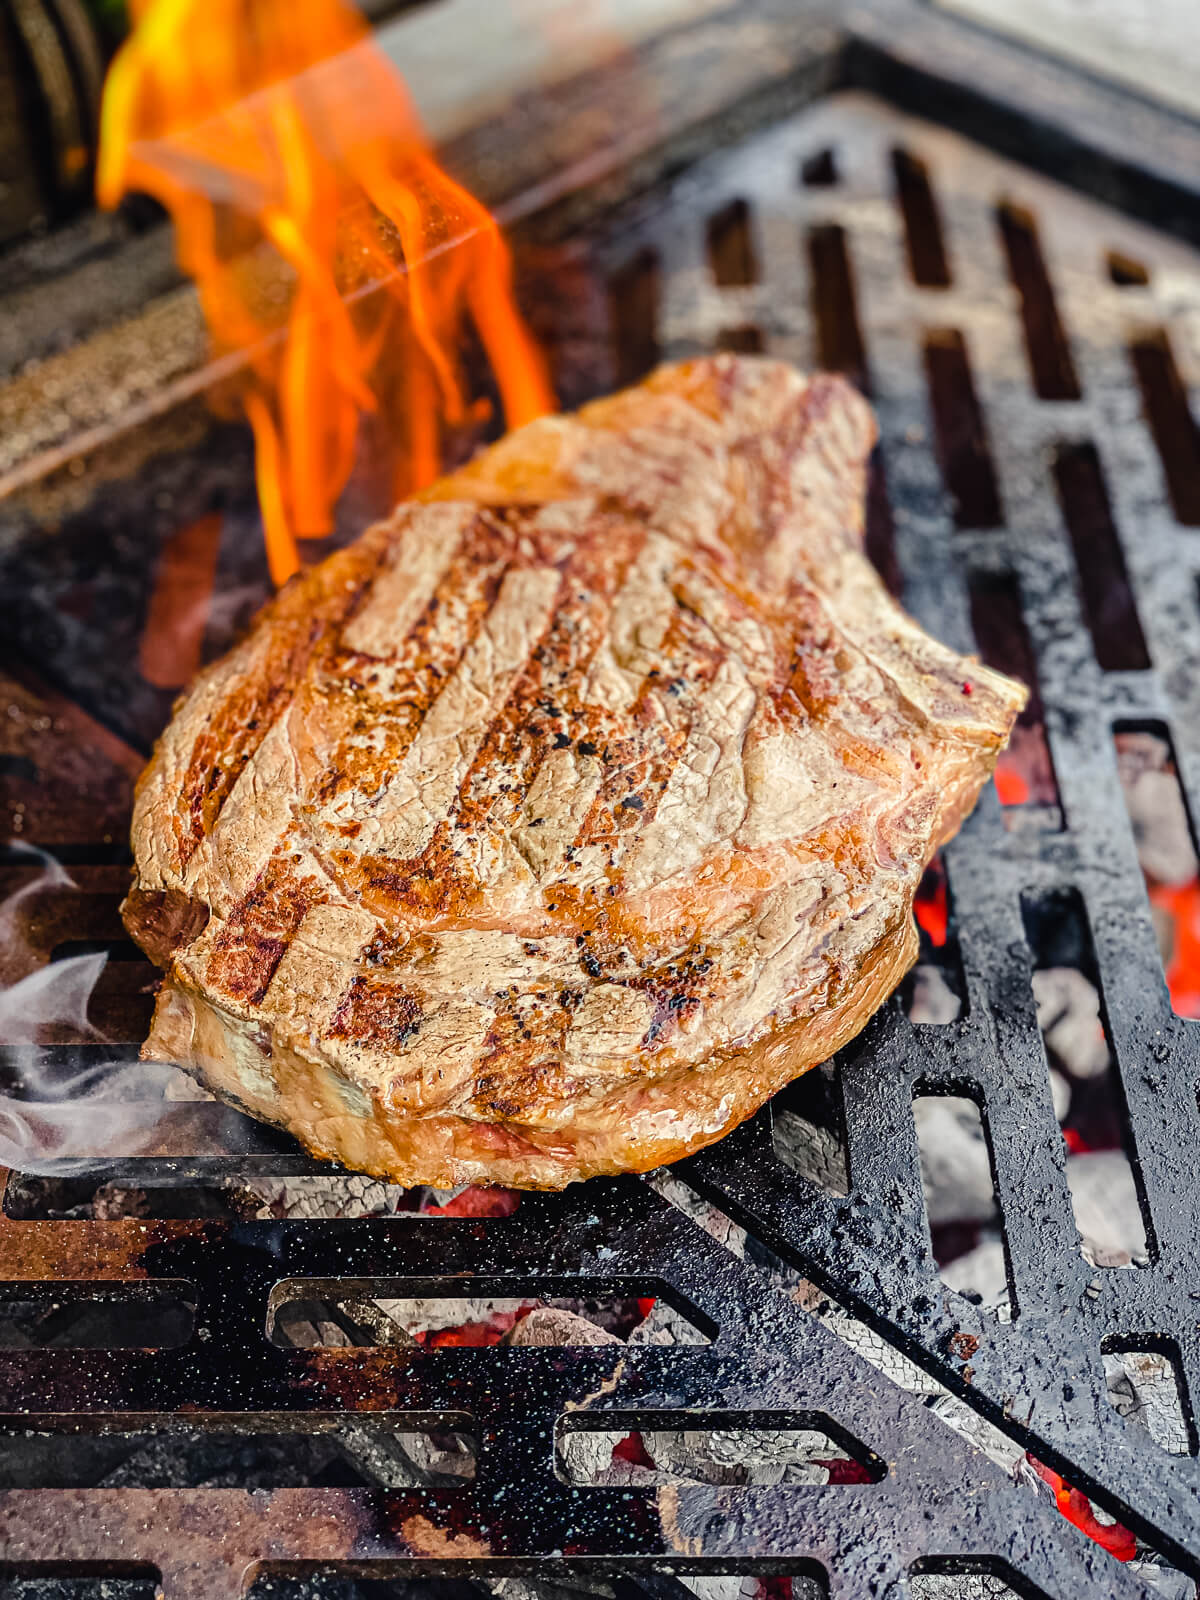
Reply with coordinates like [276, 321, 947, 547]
[96, 0, 552, 585]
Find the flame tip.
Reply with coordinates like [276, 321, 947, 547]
[99, 0, 553, 581]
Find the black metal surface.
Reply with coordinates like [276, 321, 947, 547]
[5, 3, 1200, 1597]
[0, 1170, 1151, 1599]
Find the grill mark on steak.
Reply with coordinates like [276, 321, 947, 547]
[180, 617, 322, 866]
[468, 991, 573, 1119]
[338, 564, 563, 865]
[579, 607, 727, 855]
[328, 976, 422, 1047]
[311, 512, 515, 813]
[206, 853, 315, 1005]
[177, 545, 382, 867]
[454, 516, 644, 830]
[351, 519, 647, 916]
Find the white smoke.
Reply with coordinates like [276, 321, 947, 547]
[0, 952, 107, 1045]
[0, 843, 179, 1173]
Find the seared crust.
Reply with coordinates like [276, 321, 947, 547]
[124, 356, 1026, 1188]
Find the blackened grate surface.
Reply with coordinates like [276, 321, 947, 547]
[3, 86, 1200, 1600]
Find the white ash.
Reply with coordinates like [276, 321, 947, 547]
[679, 1581, 825, 1600]
[913, 1096, 997, 1227]
[559, 1421, 852, 1488]
[909, 1573, 1031, 1599]
[276, 1291, 675, 1348]
[269, 1293, 415, 1349]
[91, 1182, 151, 1220]
[332, 1419, 475, 1486]
[1066, 1150, 1148, 1265]
[490, 1579, 628, 1600]
[908, 963, 963, 1025]
[1104, 1349, 1192, 1455]
[1126, 1563, 1198, 1600]
[648, 1168, 750, 1258]
[939, 1233, 1010, 1318]
[371, 1295, 534, 1336]
[625, 1295, 709, 1346]
[771, 1106, 849, 1196]
[504, 1306, 620, 1348]
[1049, 1067, 1071, 1122]
[1032, 967, 1111, 1079]
[244, 1173, 419, 1220]
[1115, 731, 1199, 886]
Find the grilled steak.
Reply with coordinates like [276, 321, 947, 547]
[124, 356, 1026, 1188]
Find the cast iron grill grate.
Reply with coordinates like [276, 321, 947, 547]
[4, 14, 1200, 1599]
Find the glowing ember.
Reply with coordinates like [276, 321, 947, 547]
[993, 759, 1030, 807]
[96, 0, 552, 585]
[421, 1185, 520, 1218]
[1114, 730, 1200, 1019]
[1027, 1456, 1137, 1560]
[914, 856, 949, 948]
[416, 1307, 532, 1347]
[1148, 879, 1200, 1019]
[611, 1431, 655, 1469]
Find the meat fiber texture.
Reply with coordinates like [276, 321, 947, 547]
[124, 356, 1026, 1188]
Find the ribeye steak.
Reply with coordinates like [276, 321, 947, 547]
[124, 356, 1026, 1187]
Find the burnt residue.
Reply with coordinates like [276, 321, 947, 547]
[633, 945, 717, 1047]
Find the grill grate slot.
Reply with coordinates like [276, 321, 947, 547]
[0, 1571, 161, 1600]
[892, 146, 952, 288]
[1053, 442, 1151, 672]
[1130, 330, 1200, 525]
[1113, 722, 1200, 1019]
[995, 203, 1081, 402]
[1020, 888, 1150, 1266]
[1102, 1337, 1196, 1458]
[800, 147, 837, 187]
[905, 854, 966, 1023]
[966, 571, 1060, 821]
[864, 453, 903, 596]
[716, 324, 765, 353]
[923, 329, 1002, 528]
[1108, 250, 1150, 288]
[607, 248, 660, 387]
[707, 198, 759, 286]
[0, 1418, 475, 1488]
[908, 1565, 1046, 1599]
[556, 1412, 882, 1486]
[912, 1088, 1013, 1319]
[808, 223, 869, 391]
